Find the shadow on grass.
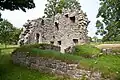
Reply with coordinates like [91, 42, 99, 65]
[0, 52, 60, 80]
[0, 54, 15, 79]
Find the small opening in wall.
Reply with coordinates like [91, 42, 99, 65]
[70, 16, 75, 23]
[36, 33, 40, 43]
[79, 19, 83, 21]
[80, 32, 82, 34]
[26, 37, 28, 39]
[42, 36, 46, 40]
[67, 34, 70, 37]
[55, 22, 59, 30]
[53, 36, 55, 39]
[73, 39, 78, 44]
[41, 19, 44, 25]
[65, 14, 68, 18]
[58, 41, 61, 45]
[22, 33, 26, 36]
[50, 41, 54, 44]
[78, 25, 81, 28]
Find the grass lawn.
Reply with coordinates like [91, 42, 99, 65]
[0, 45, 61, 80]
[78, 55, 120, 79]
[1, 44, 120, 80]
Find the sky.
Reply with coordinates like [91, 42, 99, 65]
[1, 0, 100, 38]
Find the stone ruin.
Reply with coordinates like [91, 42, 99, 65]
[19, 8, 90, 53]
[12, 52, 102, 80]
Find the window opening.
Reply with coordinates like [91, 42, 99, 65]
[41, 20, 44, 25]
[73, 39, 78, 44]
[58, 41, 61, 45]
[53, 36, 55, 39]
[55, 22, 59, 30]
[65, 14, 68, 18]
[50, 41, 54, 44]
[36, 33, 40, 43]
[70, 16, 75, 22]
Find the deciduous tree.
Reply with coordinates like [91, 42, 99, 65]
[44, 0, 81, 18]
[0, 20, 21, 46]
[96, 0, 120, 41]
[0, 20, 13, 46]
[0, 0, 35, 12]
[0, 0, 35, 20]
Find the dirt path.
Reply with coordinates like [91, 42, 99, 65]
[96, 44, 120, 49]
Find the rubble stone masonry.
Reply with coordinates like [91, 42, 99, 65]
[19, 8, 90, 53]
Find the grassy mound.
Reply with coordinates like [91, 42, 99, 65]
[0, 45, 67, 80]
[73, 44, 101, 58]
[13, 44, 82, 63]
[0, 54, 60, 80]
[78, 55, 120, 79]
[1, 44, 120, 80]
[19, 43, 60, 50]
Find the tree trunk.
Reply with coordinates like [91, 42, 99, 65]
[4, 44, 7, 48]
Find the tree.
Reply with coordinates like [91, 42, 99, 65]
[0, 20, 16, 46]
[96, 0, 120, 41]
[0, 0, 35, 20]
[0, 0, 35, 12]
[44, 0, 81, 18]
[0, 20, 13, 45]
[10, 28, 22, 45]
[92, 36, 98, 42]
[88, 37, 92, 42]
[0, 20, 22, 45]
[95, 20, 106, 36]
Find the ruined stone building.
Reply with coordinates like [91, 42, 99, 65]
[19, 8, 90, 53]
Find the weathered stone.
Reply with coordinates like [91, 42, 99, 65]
[101, 48, 112, 55]
[12, 52, 104, 80]
[18, 8, 89, 53]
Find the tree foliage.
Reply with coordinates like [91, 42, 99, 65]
[95, 20, 106, 36]
[0, 0, 35, 20]
[96, 0, 120, 41]
[11, 28, 22, 45]
[0, 20, 13, 44]
[0, 0, 35, 44]
[0, 20, 21, 45]
[0, 0, 35, 12]
[44, 0, 81, 18]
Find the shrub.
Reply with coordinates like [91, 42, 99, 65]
[73, 44, 101, 58]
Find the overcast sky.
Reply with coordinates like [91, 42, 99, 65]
[1, 0, 100, 38]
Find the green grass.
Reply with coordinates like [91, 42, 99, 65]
[73, 44, 101, 58]
[14, 44, 120, 79]
[0, 45, 61, 80]
[0, 44, 18, 48]
[14, 47, 82, 63]
[0, 55, 59, 80]
[78, 55, 120, 79]
[1, 44, 120, 80]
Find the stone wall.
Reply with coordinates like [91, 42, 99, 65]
[18, 8, 89, 53]
[12, 52, 102, 80]
[33, 44, 61, 52]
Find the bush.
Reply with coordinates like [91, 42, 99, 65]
[73, 44, 101, 58]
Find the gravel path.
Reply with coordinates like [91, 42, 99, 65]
[96, 44, 120, 49]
